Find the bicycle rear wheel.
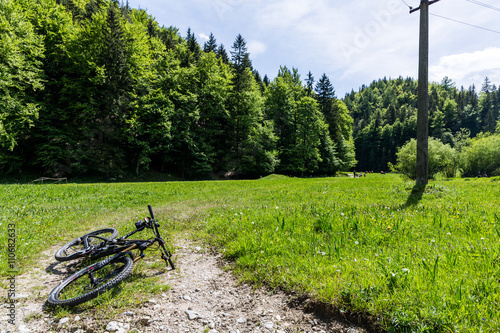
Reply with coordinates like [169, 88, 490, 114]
[55, 228, 119, 262]
[47, 256, 133, 307]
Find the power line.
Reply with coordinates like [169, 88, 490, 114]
[401, 0, 412, 10]
[465, 0, 500, 12]
[430, 13, 500, 34]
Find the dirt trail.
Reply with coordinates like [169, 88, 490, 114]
[2, 237, 366, 333]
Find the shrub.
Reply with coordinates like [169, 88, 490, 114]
[460, 134, 500, 177]
[389, 137, 457, 179]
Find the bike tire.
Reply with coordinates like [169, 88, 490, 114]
[47, 256, 133, 307]
[54, 228, 119, 262]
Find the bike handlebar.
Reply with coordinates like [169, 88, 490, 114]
[148, 205, 155, 220]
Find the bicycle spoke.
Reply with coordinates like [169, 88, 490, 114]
[57, 260, 127, 301]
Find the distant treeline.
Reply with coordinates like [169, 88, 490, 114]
[345, 76, 500, 172]
[1, 0, 499, 180]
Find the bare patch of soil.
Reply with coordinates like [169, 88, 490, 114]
[2, 238, 366, 333]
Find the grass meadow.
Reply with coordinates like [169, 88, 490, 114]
[1, 174, 500, 331]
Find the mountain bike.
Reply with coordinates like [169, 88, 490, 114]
[47, 205, 174, 307]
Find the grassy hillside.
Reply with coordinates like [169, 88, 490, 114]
[1, 175, 499, 331]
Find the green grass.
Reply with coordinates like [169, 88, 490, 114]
[1, 175, 500, 332]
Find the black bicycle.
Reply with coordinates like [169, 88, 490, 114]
[47, 205, 174, 307]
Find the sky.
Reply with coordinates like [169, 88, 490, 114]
[125, 0, 500, 97]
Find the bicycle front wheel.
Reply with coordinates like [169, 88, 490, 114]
[55, 228, 118, 262]
[47, 256, 133, 307]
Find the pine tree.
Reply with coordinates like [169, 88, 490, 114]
[84, 0, 105, 21]
[227, 34, 264, 174]
[217, 44, 229, 64]
[315, 73, 335, 102]
[185, 27, 202, 64]
[314, 73, 336, 129]
[482, 77, 492, 93]
[230, 34, 252, 74]
[305, 71, 314, 96]
[263, 74, 270, 87]
[314, 74, 355, 171]
[203, 32, 217, 53]
[253, 69, 265, 94]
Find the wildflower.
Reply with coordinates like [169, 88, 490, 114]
[402, 268, 410, 273]
[354, 241, 359, 245]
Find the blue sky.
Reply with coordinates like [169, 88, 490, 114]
[126, 0, 500, 97]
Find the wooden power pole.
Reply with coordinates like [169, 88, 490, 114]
[411, 0, 440, 186]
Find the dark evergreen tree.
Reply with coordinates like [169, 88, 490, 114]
[158, 26, 183, 50]
[203, 32, 217, 53]
[314, 74, 336, 133]
[253, 69, 266, 94]
[230, 34, 252, 74]
[56, 0, 83, 22]
[482, 77, 492, 93]
[305, 71, 315, 96]
[184, 27, 202, 64]
[315, 73, 335, 103]
[217, 44, 229, 64]
[226, 34, 271, 175]
[263, 74, 270, 87]
[84, 0, 105, 21]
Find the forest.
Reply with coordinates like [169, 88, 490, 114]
[1, 0, 499, 180]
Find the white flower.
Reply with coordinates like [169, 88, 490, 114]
[355, 241, 359, 245]
[402, 268, 410, 273]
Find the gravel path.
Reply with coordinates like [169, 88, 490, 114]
[2, 238, 366, 333]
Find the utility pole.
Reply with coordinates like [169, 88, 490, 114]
[410, 0, 440, 186]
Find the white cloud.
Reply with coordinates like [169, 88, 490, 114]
[257, 0, 316, 29]
[430, 47, 500, 87]
[198, 33, 210, 41]
[247, 40, 267, 57]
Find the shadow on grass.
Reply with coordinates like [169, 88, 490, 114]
[404, 184, 426, 207]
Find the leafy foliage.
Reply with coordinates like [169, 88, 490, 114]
[390, 137, 458, 179]
[460, 134, 500, 177]
[0, 0, 44, 169]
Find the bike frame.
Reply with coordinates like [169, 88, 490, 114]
[77, 205, 172, 267]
